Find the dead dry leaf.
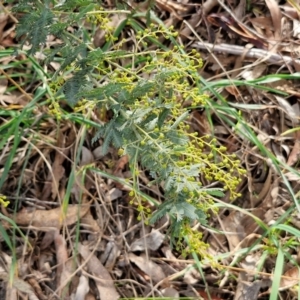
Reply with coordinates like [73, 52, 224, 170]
[50, 132, 67, 200]
[81, 210, 102, 233]
[73, 275, 89, 300]
[183, 266, 201, 285]
[8, 202, 91, 230]
[27, 278, 47, 300]
[54, 230, 73, 296]
[234, 277, 262, 300]
[113, 155, 129, 175]
[197, 290, 224, 300]
[128, 253, 166, 283]
[0, 13, 8, 44]
[241, 64, 267, 80]
[0, 78, 7, 95]
[4, 286, 17, 300]
[40, 231, 56, 250]
[283, 172, 300, 181]
[292, 19, 300, 38]
[80, 146, 94, 166]
[78, 243, 119, 300]
[225, 86, 240, 98]
[100, 240, 121, 270]
[105, 187, 122, 202]
[84, 293, 97, 300]
[287, 130, 300, 166]
[180, 14, 201, 41]
[156, 0, 188, 19]
[162, 287, 179, 298]
[71, 146, 94, 201]
[265, 0, 282, 41]
[130, 230, 165, 252]
[274, 95, 298, 123]
[41, 129, 69, 201]
[280, 266, 300, 290]
[12, 278, 39, 300]
[93, 145, 110, 159]
[287, 139, 300, 166]
[207, 13, 268, 49]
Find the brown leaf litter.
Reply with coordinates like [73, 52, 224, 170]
[2, 201, 91, 230]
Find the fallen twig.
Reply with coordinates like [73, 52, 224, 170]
[193, 42, 300, 66]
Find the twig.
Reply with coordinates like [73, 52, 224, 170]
[0, 2, 18, 23]
[193, 42, 300, 66]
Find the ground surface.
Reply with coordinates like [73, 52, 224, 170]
[1, 1, 300, 300]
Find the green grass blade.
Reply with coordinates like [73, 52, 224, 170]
[270, 247, 284, 300]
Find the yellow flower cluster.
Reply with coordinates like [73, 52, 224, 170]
[0, 195, 9, 208]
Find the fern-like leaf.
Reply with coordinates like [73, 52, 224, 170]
[63, 68, 90, 105]
[82, 83, 130, 102]
[16, 7, 54, 55]
[201, 188, 225, 197]
[59, 44, 87, 73]
[57, 0, 95, 11]
[49, 23, 68, 38]
[130, 81, 155, 100]
[170, 202, 198, 221]
[99, 123, 114, 155]
[164, 175, 177, 191]
[149, 200, 173, 224]
[165, 130, 188, 145]
[157, 108, 170, 129]
[92, 117, 124, 154]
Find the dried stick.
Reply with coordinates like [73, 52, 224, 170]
[193, 42, 300, 66]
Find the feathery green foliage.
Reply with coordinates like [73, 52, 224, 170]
[13, 0, 246, 253]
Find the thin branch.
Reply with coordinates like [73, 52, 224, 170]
[193, 42, 300, 66]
